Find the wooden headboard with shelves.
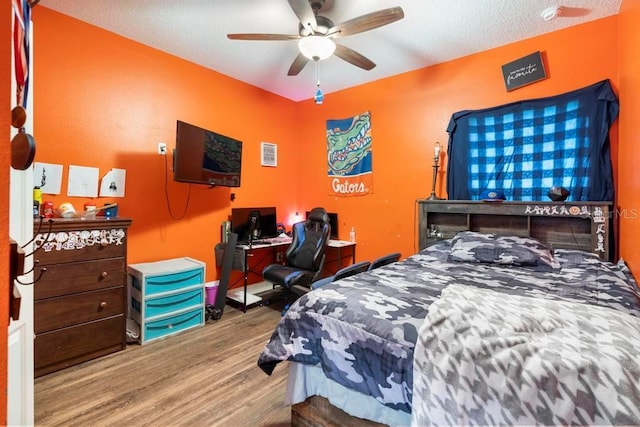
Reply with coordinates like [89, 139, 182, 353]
[417, 200, 613, 261]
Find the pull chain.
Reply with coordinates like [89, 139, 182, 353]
[314, 60, 324, 104]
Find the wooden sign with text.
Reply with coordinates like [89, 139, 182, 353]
[501, 51, 547, 91]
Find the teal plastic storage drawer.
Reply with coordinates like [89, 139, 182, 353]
[143, 308, 204, 343]
[127, 257, 206, 344]
[129, 259, 205, 296]
[142, 287, 204, 319]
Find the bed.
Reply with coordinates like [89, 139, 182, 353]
[256, 81, 626, 425]
[257, 227, 640, 426]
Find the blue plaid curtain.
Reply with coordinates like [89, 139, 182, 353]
[446, 80, 618, 201]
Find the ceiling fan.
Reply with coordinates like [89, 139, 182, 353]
[227, 0, 404, 76]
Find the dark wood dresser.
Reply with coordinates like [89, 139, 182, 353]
[33, 217, 133, 377]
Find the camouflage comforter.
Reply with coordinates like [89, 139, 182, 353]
[257, 234, 640, 416]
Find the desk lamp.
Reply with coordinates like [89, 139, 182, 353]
[428, 142, 443, 200]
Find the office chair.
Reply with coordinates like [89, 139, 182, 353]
[368, 252, 402, 271]
[262, 207, 331, 299]
[311, 260, 371, 290]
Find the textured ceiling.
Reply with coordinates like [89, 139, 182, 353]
[39, 0, 621, 102]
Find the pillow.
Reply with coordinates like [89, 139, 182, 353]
[552, 248, 602, 268]
[449, 231, 560, 270]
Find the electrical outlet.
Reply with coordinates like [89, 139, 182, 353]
[158, 142, 167, 155]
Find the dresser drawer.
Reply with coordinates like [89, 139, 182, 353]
[35, 258, 125, 300]
[34, 315, 125, 377]
[34, 228, 128, 265]
[131, 286, 203, 320]
[140, 307, 204, 344]
[129, 262, 205, 296]
[35, 287, 124, 333]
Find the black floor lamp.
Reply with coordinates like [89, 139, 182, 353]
[428, 142, 442, 200]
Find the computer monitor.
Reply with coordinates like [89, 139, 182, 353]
[231, 207, 277, 243]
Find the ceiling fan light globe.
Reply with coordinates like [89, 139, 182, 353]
[298, 36, 336, 61]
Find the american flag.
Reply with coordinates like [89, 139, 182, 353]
[12, 0, 32, 108]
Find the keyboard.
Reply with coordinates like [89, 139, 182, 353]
[239, 237, 292, 246]
[250, 239, 270, 245]
[269, 236, 292, 244]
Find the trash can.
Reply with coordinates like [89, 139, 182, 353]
[205, 280, 219, 306]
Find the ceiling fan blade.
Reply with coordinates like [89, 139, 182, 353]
[287, 0, 318, 33]
[287, 52, 310, 76]
[334, 43, 376, 71]
[328, 7, 404, 38]
[227, 33, 300, 41]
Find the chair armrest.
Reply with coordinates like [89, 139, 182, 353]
[310, 275, 335, 290]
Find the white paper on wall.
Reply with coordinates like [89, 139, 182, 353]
[99, 168, 126, 197]
[33, 162, 63, 195]
[67, 165, 99, 197]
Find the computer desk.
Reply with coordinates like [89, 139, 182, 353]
[215, 238, 356, 312]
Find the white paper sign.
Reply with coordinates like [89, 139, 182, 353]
[100, 168, 126, 197]
[34, 162, 63, 195]
[67, 165, 99, 197]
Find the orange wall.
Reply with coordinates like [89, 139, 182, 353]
[1, 0, 11, 421]
[32, 8, 300, 283]
[0, 5, 634, 422]
[617, 1, 640, 276]
[294, 16, 620, 262]
[31, 9, 623, 280]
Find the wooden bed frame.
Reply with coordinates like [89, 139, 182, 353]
[290, 200, 614, 426]
[292, 395, 385, 427]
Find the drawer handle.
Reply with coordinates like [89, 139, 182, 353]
[100, 238, 109, 247]
[100, 271, 108, 278]
[99, 301, 108, 309]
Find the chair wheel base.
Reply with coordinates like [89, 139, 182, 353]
[205, 304, 223, 321]
[281, 303, 292, 317]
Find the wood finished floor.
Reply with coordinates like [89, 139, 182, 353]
[34, 305, 290, 427]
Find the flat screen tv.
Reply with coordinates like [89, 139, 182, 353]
[306, 211, 338, 239]
[173, 120, 242, 187]
[231, 207, 278, 244]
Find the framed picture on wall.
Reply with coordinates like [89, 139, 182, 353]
[261, 142, 277, 167]
[501, 51, 547, 91]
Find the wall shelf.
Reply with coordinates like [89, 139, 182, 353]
[418, 200, 613, 261]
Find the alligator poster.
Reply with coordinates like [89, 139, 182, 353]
[326, 111, 373, 197]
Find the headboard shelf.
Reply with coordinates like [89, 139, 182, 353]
[469, 214, 529, 237]
[418, 200, 613, 261]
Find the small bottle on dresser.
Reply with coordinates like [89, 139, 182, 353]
[349, 227, 356, 242]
